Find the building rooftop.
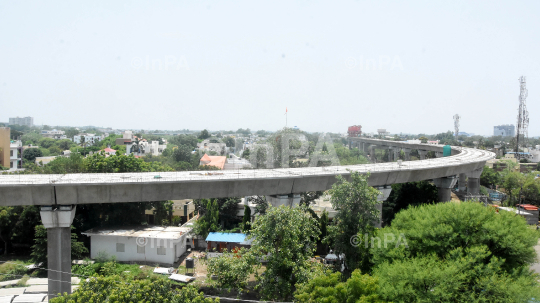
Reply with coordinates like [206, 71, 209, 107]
[205, 232, 247, 243]
[82, 225, 192, 239]
[199, 153, 226, 170]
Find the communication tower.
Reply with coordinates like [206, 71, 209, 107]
[453, 114, 460, 138]
[515, 76, 529, 158]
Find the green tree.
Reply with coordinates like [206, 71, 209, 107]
[173, 145, 193, 163]
[249, 205, 320, 300]
[64, 128, 79, 139]
[295, 269, 385, 303]
[382, 181, 438, 226]
[22, 148, 43, 162]
[39, 138, 56, 148]
[374, 246, 540, 302]
[242, 205, 251, 232]
[31, 225, 88, 269]
[299, 191, 323, 206]
[319, 210, 329, 251]
[480, 166, 502, 188]
[206, 247, 256, 291]
[502, 171, 525, 205]
[193, 199, 219, 238]
[198, 129, 210, 140]
[242, 148, 250, 159]
[223, 136, 235, 147]
[372, 202, 539, 274]
[50, 275, 217, 303]
[327, 171, 380, 273]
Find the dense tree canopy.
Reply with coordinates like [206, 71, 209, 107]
[22, 148, 42, 162]
[371, 202, 540, 301]
[327, 171, 380, 273]
[249, 205, 320, 300]
[382, 181, 438, 226]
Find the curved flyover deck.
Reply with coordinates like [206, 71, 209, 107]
[0, 140, 495, 206]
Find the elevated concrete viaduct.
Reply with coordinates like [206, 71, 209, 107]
[0, 138, 494, 297]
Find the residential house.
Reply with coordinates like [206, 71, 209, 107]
[74, 133, 102, 145]
[145, 199, 196, 225]
[41, 129, 66, 139]
[199, 153, 226, 170]
[197, 139, 227, 155]
[9, 140, 23, 170]
[82, 225, 193, 266]
[223, 154, 252, 170]
[0, 127, 10, 169]
[205, 232, 252, 256]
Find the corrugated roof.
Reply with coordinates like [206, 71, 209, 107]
[518, 204, 539, 211]
[205, 232, 246, 243]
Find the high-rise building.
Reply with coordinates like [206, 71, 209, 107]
[0, 127, 10, 168]
[494, 125, 515, 137]
[9, 116, 34, 127]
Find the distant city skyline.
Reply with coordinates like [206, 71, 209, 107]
[1, 1, 539, 136]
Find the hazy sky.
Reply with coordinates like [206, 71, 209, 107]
[1, 1, 539, 136]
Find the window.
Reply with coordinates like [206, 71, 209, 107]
[10, 150, 13, 157]
[116, 243, 125, 252]
[137, 245, 145, 254]
[157, 247, 166, 255]
[10, 162, 13, 168]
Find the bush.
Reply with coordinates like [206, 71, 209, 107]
[295, 269, 385, 303]
[50, 275, 217, 303]
[206, 248, 255, 291]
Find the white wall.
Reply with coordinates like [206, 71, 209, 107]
[89, 234, 188, 265]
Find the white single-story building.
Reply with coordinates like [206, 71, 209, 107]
[82, 225, 193, 266]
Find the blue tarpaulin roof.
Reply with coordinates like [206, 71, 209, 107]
[205, 232, 247, 243]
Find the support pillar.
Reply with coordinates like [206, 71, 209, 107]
[418, 150, 427, 160]
[467, 168, 483, 196]
[369, 145, 377, 163]
[40, 205, 76, 299]
[394, 149, 400, 162]
[402, 148, 411, 161]
[374, 185, 392, 228]
[458, 173, 467, 192]
[433, 176, 458, 202]
[387, 147, 394, 162]
[435, 152, 443, 158]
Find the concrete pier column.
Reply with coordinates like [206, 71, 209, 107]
[435, 152, 443, 158]
[433, 176, 458, 202]
[458, 173, 467, 192]
[418, 150, 428, 160]
[394, 149, 400, 161]
[369, 145, 377, 163]
[374, 185, 392, 228]
[387, 147, 394, 162]
[402, 148, 411, 161]
[267, 194, 301, 207]
[40, 205, 76, 299]
[467, 168, 483, 196]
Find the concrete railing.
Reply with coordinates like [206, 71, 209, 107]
[0, 139, 495, 206]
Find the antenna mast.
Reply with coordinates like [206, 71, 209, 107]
[453, 114, 460, 138]
[515, 76, 529, 159]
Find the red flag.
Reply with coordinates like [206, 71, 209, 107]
[286, 107, 288, 113]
